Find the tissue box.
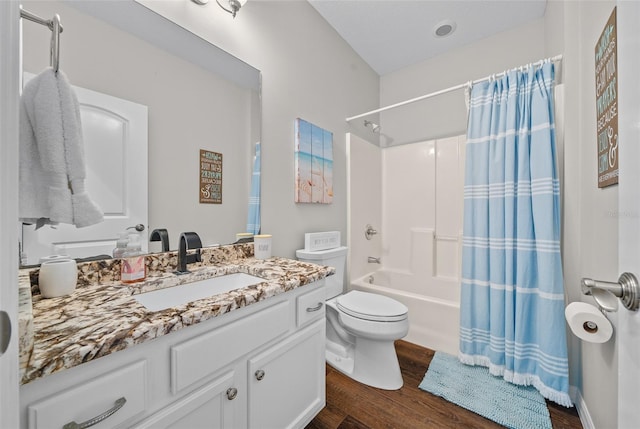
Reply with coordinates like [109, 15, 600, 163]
[304, 231, 340, 251]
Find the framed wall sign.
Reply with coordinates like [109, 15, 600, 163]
[595, 7, 618, 188]
[200, 149, 222, 204]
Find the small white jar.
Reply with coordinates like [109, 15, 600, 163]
[38, 259, 77, 298]
[254, 234, 272, 259]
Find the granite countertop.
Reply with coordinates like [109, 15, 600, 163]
[19, 250, 333, 385]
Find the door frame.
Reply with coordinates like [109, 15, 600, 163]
[0, 0, 21, 426]
[616, 1, 640, 427]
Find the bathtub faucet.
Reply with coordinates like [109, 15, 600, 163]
[367, 256, 381, 264]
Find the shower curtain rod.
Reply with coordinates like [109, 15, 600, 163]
[19, 6, 63, 72]
[345, 54, 563, 122]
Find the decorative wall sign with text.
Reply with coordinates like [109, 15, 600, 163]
[595, 7, 618, 188]
[200, 149, 222, 204]
[294, 118, 333, 204]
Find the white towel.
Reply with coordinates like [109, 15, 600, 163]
[19, 67, 103, 228]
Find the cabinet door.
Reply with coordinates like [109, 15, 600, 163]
[247, 320, 325, 429]
[133, 370, 239, 429]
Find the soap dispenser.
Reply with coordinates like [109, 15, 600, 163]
[121, 232, 146, 284]
[113, 232, 129, 258]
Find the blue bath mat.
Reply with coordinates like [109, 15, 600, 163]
[419, 351, 552, 429]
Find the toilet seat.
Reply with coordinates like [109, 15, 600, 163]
[336, 290, 408, 322]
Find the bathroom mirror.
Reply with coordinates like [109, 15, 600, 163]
[19, 0, 261, 264]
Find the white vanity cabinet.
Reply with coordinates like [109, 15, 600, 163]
[20, 280, 327, 429]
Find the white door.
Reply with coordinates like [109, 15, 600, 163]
[616, 1, 640, 427]
[21, 77, 148, 264]
[0, 2, 20, 426]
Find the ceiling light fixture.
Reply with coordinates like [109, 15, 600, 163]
[191, 0, 247, 18]
[433, 19, 456, 38]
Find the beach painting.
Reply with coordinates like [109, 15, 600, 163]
[294, 118, 333, 203]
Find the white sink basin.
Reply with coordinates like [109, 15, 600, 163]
[134, 273, 265, 312]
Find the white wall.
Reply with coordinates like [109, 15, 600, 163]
[220, 1, 380, 258]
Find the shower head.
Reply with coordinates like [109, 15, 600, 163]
[364, 120, 381, 133]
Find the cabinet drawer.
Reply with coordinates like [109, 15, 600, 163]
[27, 360, 147, 429]
[171, 300, 290, 394]
[297, 286, 326, 327]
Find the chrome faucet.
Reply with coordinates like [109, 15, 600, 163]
[367, 256, 381, 264]
[176, 232, 202, 274]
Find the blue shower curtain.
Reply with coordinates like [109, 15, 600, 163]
[246, 142, 260, 235]
[459, 63, 571, 407]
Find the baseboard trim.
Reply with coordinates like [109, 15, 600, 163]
[570, 385, 595, 429]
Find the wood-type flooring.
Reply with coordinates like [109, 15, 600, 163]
[306, 340, 583, 429]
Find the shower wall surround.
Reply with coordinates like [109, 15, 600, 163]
[382, 135, 465, 283]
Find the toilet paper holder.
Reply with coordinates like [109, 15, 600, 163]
[581, 272, 639, 312]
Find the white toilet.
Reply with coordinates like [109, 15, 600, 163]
[296, 245, 409, 390]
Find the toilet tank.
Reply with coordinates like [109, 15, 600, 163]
[296, 246, 347, 299]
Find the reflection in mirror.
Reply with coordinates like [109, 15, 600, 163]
[19, 0, 261, 265]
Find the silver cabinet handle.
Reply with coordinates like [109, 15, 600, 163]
[226, 387, 238, 400]
[255, 369, 265, 381]
[306, 302, 323, 312]
[63, 397, 126, 429]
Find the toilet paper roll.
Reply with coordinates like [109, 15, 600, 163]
[565, 302, 613, 343]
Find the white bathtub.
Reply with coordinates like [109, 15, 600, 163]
[350, 269, 460, 355]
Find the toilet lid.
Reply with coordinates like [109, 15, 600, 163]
[336, 290, 408, 322]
